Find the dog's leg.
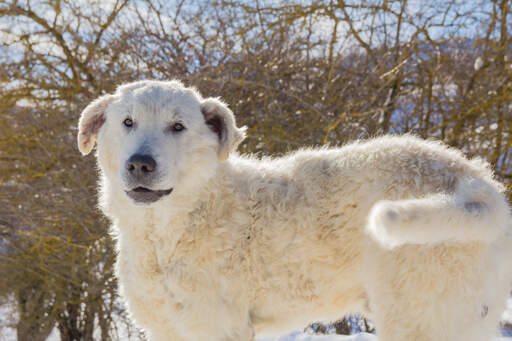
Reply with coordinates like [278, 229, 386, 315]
[172, 304, 255, 341]
[363, 238, 505, 341]
[147, 318, 255, 341]
[148, 329, 188, 341]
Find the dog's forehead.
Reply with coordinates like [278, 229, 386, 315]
[134, 84, 198, 103]
[116, 84, 201, 120]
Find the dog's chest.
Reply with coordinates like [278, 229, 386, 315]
[116, 220, 248, 325]
[116, 239, 203, 330]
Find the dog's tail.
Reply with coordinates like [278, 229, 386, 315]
[366, 178, 511, 249]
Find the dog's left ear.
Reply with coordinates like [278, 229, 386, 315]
[77, 94, 116, 155]
[201, 97, 246, 161]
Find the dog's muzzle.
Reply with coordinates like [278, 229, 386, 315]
[124, 153, 173, 203]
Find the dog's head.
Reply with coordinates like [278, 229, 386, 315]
[77, 80, 246, 205]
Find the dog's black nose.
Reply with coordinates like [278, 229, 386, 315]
[126, 154, 157, 176]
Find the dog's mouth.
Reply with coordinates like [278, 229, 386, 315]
[125, 186, 173, 204]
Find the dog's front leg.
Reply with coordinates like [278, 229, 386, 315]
[148, 328, 188, 341]
[175, 312, 255, 341]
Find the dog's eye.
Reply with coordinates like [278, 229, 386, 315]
[172, 122, 185, 132]
[123, 118, 133, 128]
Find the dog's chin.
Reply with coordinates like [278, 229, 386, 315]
[125, 187, 173, 204]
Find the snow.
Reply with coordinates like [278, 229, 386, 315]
[257, 331, 512, 341]
[258, 331, 375, 341]
[0, 298, 17, 341]
[474, 57, 484, 71]
[1, 297, 511, 340]
[256, 297, 512, 341]
[1, 323, 512, 340]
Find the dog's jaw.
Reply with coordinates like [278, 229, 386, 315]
[125, 187, 173, 204]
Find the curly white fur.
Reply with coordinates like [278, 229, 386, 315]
[77, 80, 512, 341]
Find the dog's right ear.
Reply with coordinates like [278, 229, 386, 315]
[77, 94, 116, 155]
[201, 97, 246, 161]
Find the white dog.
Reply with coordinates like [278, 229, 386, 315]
[77, 80, 512, 341]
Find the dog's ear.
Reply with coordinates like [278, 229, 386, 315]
[201, 97, 246, 161]
[77, 94, 116, 155]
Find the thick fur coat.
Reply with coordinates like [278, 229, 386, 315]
[77, 80, 512, 341]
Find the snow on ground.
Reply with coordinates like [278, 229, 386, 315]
[1, 324, 512, 340]
[257, 331, 512, 341]
[254, 299, 512, 341]
[1, 298, 512, 340]
[0, 298, 17, 341]
[258, 331, 376, 341]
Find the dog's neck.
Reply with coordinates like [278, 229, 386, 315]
[100, 159, 236, 241]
